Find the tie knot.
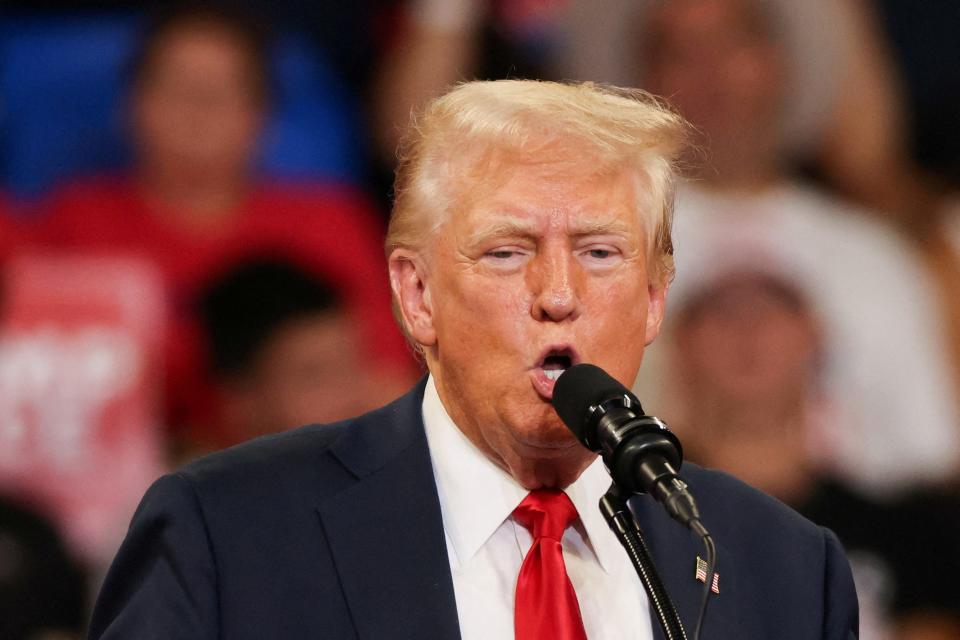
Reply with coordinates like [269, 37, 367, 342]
[513, 489, 579, 541]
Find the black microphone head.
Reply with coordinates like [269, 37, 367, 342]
[551, 364, 644, 442]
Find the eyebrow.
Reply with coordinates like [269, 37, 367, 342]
[466, 217, 539, 247]
[467, 214, 635, 247]
[567, 218, 634, 238]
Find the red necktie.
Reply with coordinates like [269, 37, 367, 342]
[513, 489, 588, 640]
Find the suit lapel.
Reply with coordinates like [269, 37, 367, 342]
[315, 380, 462, 640]
[630, 494, 739, 640]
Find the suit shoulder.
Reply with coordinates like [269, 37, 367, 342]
[176, 420, 354, 496]
[678, 465, 858, 636]
[172, 390, 419, 500]
[683, 464, 826, 542]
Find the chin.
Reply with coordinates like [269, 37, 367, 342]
[508, 409, 581, 452]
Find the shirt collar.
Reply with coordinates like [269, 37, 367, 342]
[421, 375, 621, 573]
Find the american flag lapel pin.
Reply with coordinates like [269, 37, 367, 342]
[695, 556, 720, 594]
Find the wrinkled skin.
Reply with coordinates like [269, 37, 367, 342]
[390, 162, 667, 489]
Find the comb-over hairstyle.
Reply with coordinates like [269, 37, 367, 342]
[387, 79, 689, 284]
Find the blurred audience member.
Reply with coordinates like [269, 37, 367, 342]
[557, 0, 932, 229]
[371, 0, 571, 165]
[635, 0, 959, 495]
[807, 0, 940, 229]
[0, 494, 88, 640]
[35, 4, 415, 448]
[372, 0, 482, 165]
[669, 270, 826, 502]
[376, 0, 891, 209]
[196, 259, 381, 450]
[671, 271, 960, 640]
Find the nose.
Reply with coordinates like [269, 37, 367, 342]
[530, 248, 582, 322]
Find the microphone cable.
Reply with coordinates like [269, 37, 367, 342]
[689, 519, 716, 640]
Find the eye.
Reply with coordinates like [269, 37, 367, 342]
[577, 238, 624, 271]
[578, 244, 624, 269]
[481, 246, 531, 270]
[587, 249, 613, 260]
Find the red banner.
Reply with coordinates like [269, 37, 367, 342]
[0, 253, 167, 566]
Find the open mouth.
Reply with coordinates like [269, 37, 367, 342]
[538, 347, 576, 380]
[530, 345, 580, 399]
[541, 353, 573, 380]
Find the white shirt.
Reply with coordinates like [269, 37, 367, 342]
[421, 376, 654, 640]
[640, 181, 959, 494]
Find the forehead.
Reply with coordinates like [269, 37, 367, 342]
[452, 160, 645, 237]
[142, 23, 260, 84]
[682, 278, 810, 326]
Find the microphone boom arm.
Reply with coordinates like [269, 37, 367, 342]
[600, 484, 688, 640]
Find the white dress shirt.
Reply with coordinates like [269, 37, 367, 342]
[421, 376, 654, 639]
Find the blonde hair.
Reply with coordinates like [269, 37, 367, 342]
[388, 80, 688, 284]
[386, 81, 689, 352]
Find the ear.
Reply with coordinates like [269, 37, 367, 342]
[389, 249, 437, 348]
[644, 281, 669, 346]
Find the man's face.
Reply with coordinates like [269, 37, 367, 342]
[132, 24, 264, 182]
[397, 160, 667, 485]
[222, 312, 378, 443]
[644, 0, 783, 154]
[675, 278, 818, 406]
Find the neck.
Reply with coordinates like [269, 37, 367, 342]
[690, 393, 815, 504]
[690, 134, 786, 193]
[138, 165, 249, 230]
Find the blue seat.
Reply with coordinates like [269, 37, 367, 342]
[0, 13, 362, 201]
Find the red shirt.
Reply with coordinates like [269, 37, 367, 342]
[37, 176, 415, 443]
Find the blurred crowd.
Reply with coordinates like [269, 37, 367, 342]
[0, 0, 958, 638]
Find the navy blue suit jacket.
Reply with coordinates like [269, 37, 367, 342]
[90, 380, 858, 639]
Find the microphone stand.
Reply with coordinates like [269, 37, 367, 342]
[600, 483, 688, 640]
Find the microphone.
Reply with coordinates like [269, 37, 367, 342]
[553, 364, 717, 640]
[552, 363, 703, 531]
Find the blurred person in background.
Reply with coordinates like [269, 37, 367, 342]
[670, 269, 960, 640]
[369, 0, 576, 213]
[35, 3, 415, 452]
[196, 258, 380, 452]
[0, 494, 88, 640]
[370, 0, 889, 182]
[832, 0, 960, 231]
[774, 0, 960, 415]
[802, 0, 942, 229]
[634, 0, 959, 496]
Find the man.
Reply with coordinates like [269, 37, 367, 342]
[668, 268, 960, 638]
[635, 0, 958, 494]
[196, 258, 381, 450]
[89, 80, 857, 639]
